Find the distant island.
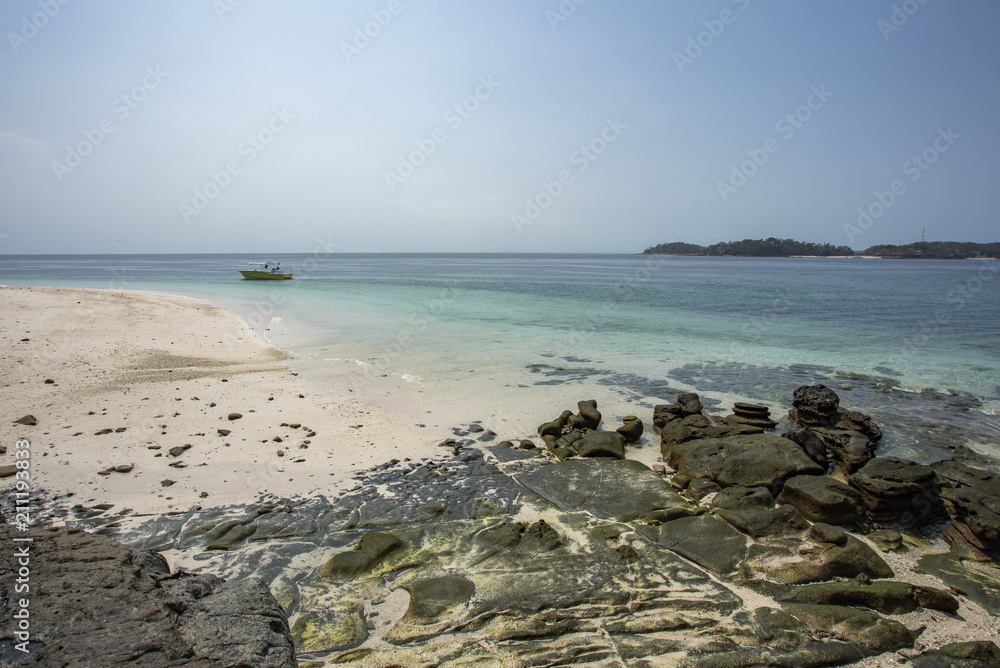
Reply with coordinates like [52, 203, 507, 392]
[642, 238, 999, 259]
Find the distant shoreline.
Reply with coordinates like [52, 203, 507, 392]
[642, 238, 1000, 260]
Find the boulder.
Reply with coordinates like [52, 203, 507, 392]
[574, 430, 625, 459]
[710, 486, 810, 538]
[616, 416, 643, 443]
[848, 457, 949, 530]
[0, 525, 295, 668]
[816, 428, 878, 476]
[782, 426, 829, 468]
[776, 475, 865, 527]
[669, 433, 825, 497]
[13, 414, 37, 425]
[836, 410, 883, 443]
[788, 384, 840, 429]
[577, 399, 602, 429]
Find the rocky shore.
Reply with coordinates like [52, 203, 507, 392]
[6, 384, 998, 667]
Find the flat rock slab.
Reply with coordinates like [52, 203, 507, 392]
[669, 433, 825, 497]
[646, 514, 748, 575]
[514, 458, 694, 522]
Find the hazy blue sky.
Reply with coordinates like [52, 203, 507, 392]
[1, 1, 998, 254]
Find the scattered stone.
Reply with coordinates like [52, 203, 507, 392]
[516, 458, 695, 523]
[273, 436, 283, 442]
[160, 479, 175, 487]
[14, 414, 37, 425]
[0, 465, 17, 478]
[114, 464, 134, 473]
[115, 427, 126, 433]
[746, 533, 893, 585]
[168, 446, 186, 457]
[218, 429, 231, 436]
[616, 416, 643, 443]
[200, 491, 209, 498]
[228, 413, 243, 421]
[94, 428, 114, 435]
[44, 378, 55, 384]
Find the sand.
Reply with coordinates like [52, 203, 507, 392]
[0, 285, 453, 515]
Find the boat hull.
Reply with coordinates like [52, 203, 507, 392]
[240, 270, 293, 280]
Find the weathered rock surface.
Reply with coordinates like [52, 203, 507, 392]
[818, 428, 879, 476]
[710, 485, 810, 538]
[776, 578, 959, 614]
[910, 641, 1000, 668]
[653, 392, 703, 431]
[515, 458, 693, 523]
[935, 462, 1000, 560]
[788, 384, 840, 429]
[849, 456, 949, 530]
[777, 474, 865, 527]
[0, 524, 295, 667]
[659, 413, 763, 456]
[745, 532, 893, 584]
[779, 602, 913, 652]
[669, 432, 825, 497]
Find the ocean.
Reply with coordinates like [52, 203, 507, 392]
[2, 253, 998, 464]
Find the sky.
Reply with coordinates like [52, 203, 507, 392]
[1, 0, 998, 254]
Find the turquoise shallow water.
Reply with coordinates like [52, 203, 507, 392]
[2, 253, 998, 462]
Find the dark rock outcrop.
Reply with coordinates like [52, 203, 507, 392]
[669, 432, 825, 497]
[817, 428, 878, 476]
[776, 578, 959, 614]
[577, 399, 602, 429]
[515, 458, 695, 523]
[710, 486, 810, 538]
[848, 456, 949, 530]
[745, 531, 894, 584]
[935, 462, 1000, 560]
[776, 474, 865, 527]
[0, 524, 295, 668]
[653, 392, 703, 431]
[659, 414, 763, 457]
[788, 384, 840, 429]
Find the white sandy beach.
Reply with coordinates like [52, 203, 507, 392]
[0, 285, 454, 515]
